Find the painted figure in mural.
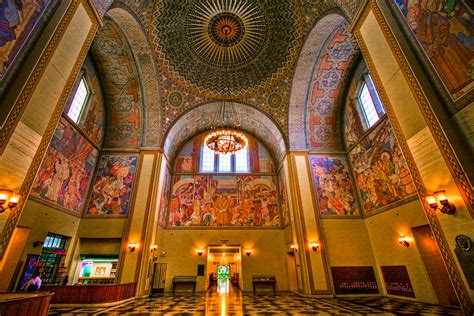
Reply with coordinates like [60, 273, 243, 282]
[169, 175, 279, 227]
[87, 156, 137, 215]
[397, 0, 473, 98]
[310, 157, 359, 216]
[349, 120, 416, 213]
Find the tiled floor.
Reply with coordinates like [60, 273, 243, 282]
[48, 291, 463, 315]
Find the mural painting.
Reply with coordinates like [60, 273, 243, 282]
[395, 0, 473, 101]
[309, 156, 360, 217]
[169, 175, 279, 227]
[0, 0, 52, 79]
[86, 154, 138, 216]
[158, 167, 170, 227]
[278, 169, 290, 226]
[31, 117, 98, 215]
[344, 82, 364, 148]
[349, 119, 416, 214]
[76, 57, 105, 146]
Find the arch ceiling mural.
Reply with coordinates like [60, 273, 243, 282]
[107, 7, 162, 147]
[164, 102, 286, 163]
[289, 14, 359, 151]
[91, 1, 363, 149]
[91, 18, 142, 148]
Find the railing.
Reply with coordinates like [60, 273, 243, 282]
[41, 282, 136, 304]
[0, 292, 54, 316]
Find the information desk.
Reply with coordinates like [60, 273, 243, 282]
[172, 276, 197, 294]
[0, 292, 54, 316]
[41, 283, 135, 304]
[252, 275, 276, 295]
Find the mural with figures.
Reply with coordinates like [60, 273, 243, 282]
[158, 167, 171, 227]
[310, 156, 360, 217]
[0, 0, 52, 79]
[278, 169, 290, 226]
[31, 117, 98, 215]
[395, 0, 473, 102]
[86, 155, 138, 216]
[169, 175, 279, 227]
[349, 119, 416, 214]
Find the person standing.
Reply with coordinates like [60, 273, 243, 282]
[22, 271, 42, 292]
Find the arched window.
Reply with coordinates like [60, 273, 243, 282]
[357, 73, 384, 128]
[199, 146, 249, 173]
[66, 77, 89, 123]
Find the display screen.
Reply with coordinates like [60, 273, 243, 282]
[217, 265, 229, 279]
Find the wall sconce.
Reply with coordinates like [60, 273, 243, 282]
[290, 244, 298, 253]
[128, 243, 139, 252]
[398, 236, 410, 247]
[150, 244, 158, 253]
[196, 248, 204, 256]
[245, 249, 252, 256]
[425, 190, 456, 214]
[309, 241, 320, 252]
[0, 189, 21, 213]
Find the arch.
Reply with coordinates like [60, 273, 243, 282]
[288, 12, 359, 151]
[106, 6, 162, 147]
[163, 102, 287, 165]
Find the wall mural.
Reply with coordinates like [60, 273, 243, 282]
[169, 175, 279, 228]
[85, 154, 138, 216]
[349, 119, 416, 214]
[31, 117, 98, 215]
[343, 82, 364, 148]
[174, 133, 274, 174]
[306, 22, 358, 151]
[0, 0, 52, 79]
[158, 167, 170, 227]
[395, 0, 473, 102]
[76, 57, 105, 147]
[309, 156, 360, 217]
[278, 168, 290, 226]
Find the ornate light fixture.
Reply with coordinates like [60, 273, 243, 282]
[204, 6, 248, 155]
[0, 189, 21, 213]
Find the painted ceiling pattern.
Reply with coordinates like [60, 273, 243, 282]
[93, 0, 363, 154]
[306, 21, 358, 151]
[91, 19, 142, 148]
[149, 0, 304, 99]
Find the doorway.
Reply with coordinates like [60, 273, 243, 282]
[412, 225, 459, 306]
[206, 246, 242, 293]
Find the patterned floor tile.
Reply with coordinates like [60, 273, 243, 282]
[48, 290, 463, 315]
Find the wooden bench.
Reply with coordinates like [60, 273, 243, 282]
[252, 275, 276, 295]
[172, 276, 197, 294]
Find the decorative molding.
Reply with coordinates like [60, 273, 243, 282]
[0, 0, 100, 259]
[368, 1, 473, 217]
[352, 2, 473, 313]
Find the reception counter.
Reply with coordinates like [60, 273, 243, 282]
[0, 292, 54, 316]
[42, 283, 136, 304]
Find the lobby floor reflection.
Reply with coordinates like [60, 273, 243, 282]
[48, 291, 463, 315]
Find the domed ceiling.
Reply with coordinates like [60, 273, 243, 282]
[149, 0, 304, 98]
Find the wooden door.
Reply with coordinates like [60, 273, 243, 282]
[151, 263, 167, 294]
[412, 225, 459, 306]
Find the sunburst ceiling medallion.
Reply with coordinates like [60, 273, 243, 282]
[150, 0, 303, 98]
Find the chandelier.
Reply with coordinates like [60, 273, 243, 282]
[204, 9, 248, 155]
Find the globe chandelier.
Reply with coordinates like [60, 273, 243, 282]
[204, 7, 248, 155]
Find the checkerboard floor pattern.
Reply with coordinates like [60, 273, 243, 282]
[48, 291, 463, 315]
